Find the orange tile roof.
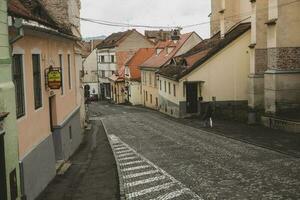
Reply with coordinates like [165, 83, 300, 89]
[125, 48, 155, 81]
[140, 32, 193, 69]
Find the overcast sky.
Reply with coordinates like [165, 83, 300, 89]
[81, 0, 211, 39]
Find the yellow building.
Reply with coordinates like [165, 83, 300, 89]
[140, 32, 202, 110]
[158, 23, 251, 120]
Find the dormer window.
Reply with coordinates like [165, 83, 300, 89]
[156, 48, 163, 55]
[167, 47, 174, 54]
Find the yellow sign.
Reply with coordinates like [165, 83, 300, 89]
[47, 69, 61, 89]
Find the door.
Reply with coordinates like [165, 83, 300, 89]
[186, 83, 198, 113]
[9, 169, 18, 200]
[0, 134, 7, 200]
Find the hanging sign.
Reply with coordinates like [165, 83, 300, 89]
[47, 67, 62, 89]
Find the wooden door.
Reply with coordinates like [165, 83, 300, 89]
[186, 83, 198, 113]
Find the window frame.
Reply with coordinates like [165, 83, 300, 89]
[67, 54, 72, 90]
[32, 54, 43, 110]
[59, 54, 64, 95]
[12, 54, 26, 118]
[173, 84, 176, 97]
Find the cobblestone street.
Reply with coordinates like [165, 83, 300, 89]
[90, 102, 300, 200]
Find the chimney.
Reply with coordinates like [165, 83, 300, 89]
[171, 29, 180, 42]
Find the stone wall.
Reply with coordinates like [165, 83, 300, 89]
[268, 47, 300, 70]
[40, 0, 80, 30]
[255, 49, 268, 74]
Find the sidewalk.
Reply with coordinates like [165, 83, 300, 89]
[174, 117, 300, 158]
[37, 121, 119, 200]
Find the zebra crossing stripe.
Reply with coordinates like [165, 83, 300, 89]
[119, 156, 138, 161]
[115, 149, 132, 154]
[114, 147, 127, 151]
[124, 170, 159, 179]
[123, 165, 151, 172]
[150, 188, 189, 200]
[125, 175, 166, 187]
[117, 152, 135, 158]
[119, 160, 144, 167]
[127, 182, 174, 199]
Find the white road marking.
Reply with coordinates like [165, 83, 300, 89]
[123, 170, 159, 179]
[117, 152, 135, 158]
[115, 149, 132, 154]
[114, 147, 128, 151]
[120, 160, 144, 167]
[127, 182, 174, 199]
[150, 188, 188, 200]
[106, 134, 203, 200]
[125, 175, 166, 187]
[113, 144, 125, 148]
[123, 165, 151, 172]
[119, 156, 138, 161]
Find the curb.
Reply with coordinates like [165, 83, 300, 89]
[100, 119, 126, 200]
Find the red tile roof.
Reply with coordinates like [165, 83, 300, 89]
[140, 32, 194, 69]
[125, 48, 156, 81]
[158, 23, 251, 80]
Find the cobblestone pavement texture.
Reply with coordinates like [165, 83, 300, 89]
[89, 102, 300, 200]
[37, 120, 119, 200]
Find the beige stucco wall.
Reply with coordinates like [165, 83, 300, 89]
[128, 81, 142, 105]
[111, 81, 125, 104]
[178, 31, 251, 102]
[14, 31, 78, 158]
[117, 31, 154, 52]
[158, 77, 180, 105]
[141, 69, 159, 109]
[175, 33, 202, 56]
[276, 0, 300, 47]
[83, 49, 98, 83]
[210, 0, 251, 36]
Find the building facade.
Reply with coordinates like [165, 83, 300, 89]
[0, 0, 22, 199]
[96, 30, 154, 102]
[158, 23, 251, 120]
[140, 32, 202, 110]
[253, 0, 300, 132]
[125, 48, 155, 105]
[8, 0, 83, 199]
[82, 39, 103, 98]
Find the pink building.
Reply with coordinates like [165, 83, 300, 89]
[8, 0, 83, 199]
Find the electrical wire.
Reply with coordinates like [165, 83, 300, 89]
[79, 0, 300, 30]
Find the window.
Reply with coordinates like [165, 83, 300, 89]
[160, 80, 162, 90]
[111, 55, 115, 63]
[12, 54, 25, 118]
[168, 82, 171, 94]
[173, 84, 176, 97]
[101, 55, 105, 63]
[69, 126, 72, 140]
[155, 98, 158, 106]
[154, 75, 157, 88]
[101, 70, 105, 78]
[32, 54, 42, 109]
[67, 54, 71, 89]
[59, 54, 64, 95]
[150, 94, 152, 104]
[146, 91, 148, 101]
[149, 73, 152, 85]
[164, 81, 166, 92]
